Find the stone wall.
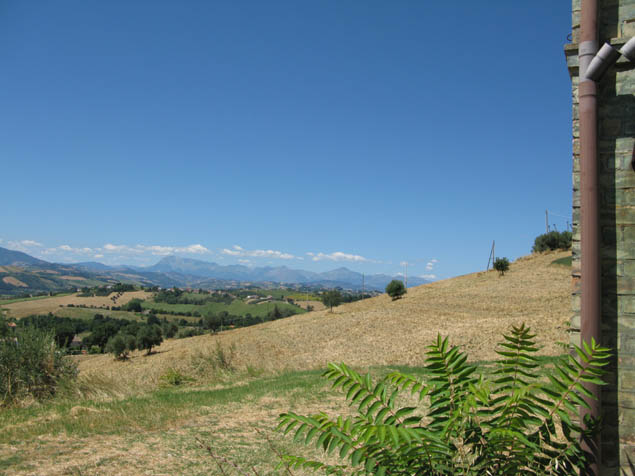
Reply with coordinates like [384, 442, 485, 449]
[566, 0, 635, 473]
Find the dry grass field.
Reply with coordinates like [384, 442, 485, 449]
[76, 251, 572, 396]
[0, 251, 573, 475]
[0, 291, 152, 318]
[1, 276, 27, 287]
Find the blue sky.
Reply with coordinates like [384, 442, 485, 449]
[0, 1, 573, 280]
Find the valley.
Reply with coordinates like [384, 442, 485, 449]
[0, 250, 573, 475]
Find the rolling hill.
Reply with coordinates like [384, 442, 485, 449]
[78, 251, 572, 391]
[3, 250, 572, 476]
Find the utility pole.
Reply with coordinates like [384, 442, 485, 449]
[545, 209, 549, 233]
[487, 240, 496, 270]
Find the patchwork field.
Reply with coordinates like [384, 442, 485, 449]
[0, 251, 573, 475]
[0, 291, 152, 318]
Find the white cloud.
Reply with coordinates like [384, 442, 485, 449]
[134, 244, 211, 256]
[104, 243, 131, 252]
[238, 259, 251, 265]
[221, 245, 242, 256]
[94, 254, 104, 259]
[420, 274, 437, 280]
[6, 239, 44, 252]
[425, 258, 439, 271]
[221, 245, 296, 260]
[309, 251, 369, 263]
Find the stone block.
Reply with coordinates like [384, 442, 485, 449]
[624, 260, 635, 276]
[609, 172, 635, 189]
[571, 312, 580, 329]
[619, 369, 635, 391]
[623, 18, 635, 36]
[612, 188, 635, 206]
[621, 296, 635, 315]
[616, 206, 635, 224]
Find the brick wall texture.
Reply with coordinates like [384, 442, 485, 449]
[566, 0, 635, 474]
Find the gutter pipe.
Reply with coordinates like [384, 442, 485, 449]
[578, 0, 601, 473]
[578, 0, 635, 472]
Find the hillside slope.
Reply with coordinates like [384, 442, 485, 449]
[78, 251, 572, 390]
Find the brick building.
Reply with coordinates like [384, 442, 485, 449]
[565, 0, 634, 473]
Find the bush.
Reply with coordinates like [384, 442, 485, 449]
[385, 279, 406, 300]
[277, 324, 610, 475]
[177, 327, 204, 339]
[0, 326, 78, 405]
[159, 368, 193, 387]
[190, 341, 236, 376]
[493, 257, 510, 276]
[533, 230, 573, 252]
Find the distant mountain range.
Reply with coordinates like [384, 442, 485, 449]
[0, 246, 430, 295]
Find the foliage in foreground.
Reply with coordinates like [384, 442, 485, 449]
[385, 280, 406, 301]
[0, 324, 78, 406]
[493, 257, 510, 276]
[533, 231, 572, 253]
[278, 324, 609, 475]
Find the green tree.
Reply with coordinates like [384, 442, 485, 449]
[533, 230, 573, 252]
[147, 313, 160, 326]
[269, 305, 282, 319]
[385, 279, 406, 300]
[136, 325, 163, 355]
[0, 313, 9, 338]
[277, 325, 610, 475]
[321, 290, 342, 312]
[124, 333, 137, 351]
[125, 299, 144, 313]
[105, 334, 128, 360]
[163, 322, 178, 339]
[494, 257, 510, 276]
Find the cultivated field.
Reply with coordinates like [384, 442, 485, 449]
[0, 251, 573, 475]
[0, 291, 152, 318]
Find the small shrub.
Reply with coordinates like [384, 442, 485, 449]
[277, 324, 610, 475]
[0, 326, 78, 405]
[89, 345, 101, 354]
[533, 230, 572, 252]
[177, 327, 204, 339]
[190, 341, 236, 376]
[159, 368, 193, 387]
[385, 279, 406, 300]
[493, 257, 510, 275]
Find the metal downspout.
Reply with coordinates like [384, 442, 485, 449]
[579, 0, 601, 473]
